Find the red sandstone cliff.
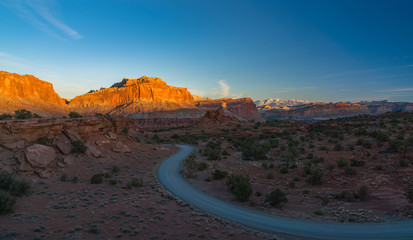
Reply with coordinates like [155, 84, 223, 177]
[0, 71, 67, 116]
[196, 98, 263, 121]
[68, 75, 195, 116]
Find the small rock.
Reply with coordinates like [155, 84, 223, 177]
[112, 142, 131, 153]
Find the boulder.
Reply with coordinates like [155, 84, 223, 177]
[64, 129, 82, 142]
[85, 145, 102, 158]
[0, 146, 15, 161]
[54, 134, 72, 155]
[25, 144, 56, 168]
[63, 155, 74, 165]
[15, 150, 34, 173]
[107, 132, 117, 140]
[2, 140, 25, 151]
[112, 142, 131, 153]
[96, 139, 110, 146]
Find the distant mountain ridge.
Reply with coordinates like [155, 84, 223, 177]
[255, 98, 311, 108]
[258, 101, 413, 121]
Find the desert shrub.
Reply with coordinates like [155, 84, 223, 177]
[343, 166, 357, 177]
[90, 174, 103, 184]
[0, 190, 16, 215]
[226, 174, 253, 202]
[0, 171, 13, 191]
[126, 178, 143, 189]
[255, 191, 262, 197]
[121, 127, 129, 135]
[72, 176, 78, 183]
[104, 172, 112, 178]
[212, 169, 228, 180]
[350, 158, 365, 167]
[405, 187, 413, 201]
[38, 138, 53, 147]
[0, 172, 30, 197]
[358, 185, 370, 201]
[222, 150, 229, 156]
[68, 111, 81, 118]
[14, 109, 32, 119]
[337, 157, 348, 168]
[303, 162, 312, 176]
[327, 164, 334, 171]
[306, 168, 323, 185]
[333, 143, 343, 151]
[109, 179, 117, 185]
[319, 146, 329, 151]
[60, 173, 67, 182]
[265, 188, 287, 207]
[0, 114, 12, 120]
[8, 179, 30, 197]
[203, 141, 222, 160]
[197, 162, 209, 171]
[335, 191, 355, 202]
[399, 159, 408, 167]
[71, 140, 88, 153]
[33, 113, 41, 118]
[279, 166, 289, 174]
[266, 172, 274, 179]
[389, 140, 409, 157]
[362, 140, 372, 148]
[112, 165, 120, 174]
[289, 181, 296, 188]
[314, 210, 324, 216]
[183, 154, 198, 178]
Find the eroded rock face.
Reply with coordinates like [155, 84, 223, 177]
[25, 144, 56, 169]
[69, 75, 195, 115]
[196, 98, 263, 121]
[0, 71, 67, 116]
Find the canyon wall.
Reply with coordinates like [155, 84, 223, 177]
[0, 71, 67, 116]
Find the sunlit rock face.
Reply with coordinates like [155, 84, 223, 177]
[196, 97, 264, 121]
[0, 71, 67, 116]
[68, 75, 195, 116]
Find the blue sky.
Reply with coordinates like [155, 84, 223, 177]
[1, 0, 413, 102]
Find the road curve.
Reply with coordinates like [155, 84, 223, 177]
[157, 145, 413, 240]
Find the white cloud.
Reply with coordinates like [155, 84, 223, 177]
[218, 80, 229, 97]
[5, 0, 82, 40]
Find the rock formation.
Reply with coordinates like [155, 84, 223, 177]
[196, 98, 263, 121]
[0, 71, 262, 123]
[0, 71, 67, 116]
[198, 108, 240, 125]
[68, 75, 195, 116]
[260, 101, 413, 121]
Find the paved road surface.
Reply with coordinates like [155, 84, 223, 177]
[157, 145, 413, 239]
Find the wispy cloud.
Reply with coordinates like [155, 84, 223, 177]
[218, 80, 229, 97]
[377, 88, 413, 92]
[4, 0, 82, 40]
[0, 51, 34, 69]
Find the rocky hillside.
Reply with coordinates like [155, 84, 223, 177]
[0, 71, 67, 116]
[260, 101, 413, 120]
[68, 75, 195, 116]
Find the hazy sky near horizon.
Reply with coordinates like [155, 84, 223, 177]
[1, 0, 413, 102]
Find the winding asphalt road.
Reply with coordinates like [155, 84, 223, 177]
[157, 145, 413, 239]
